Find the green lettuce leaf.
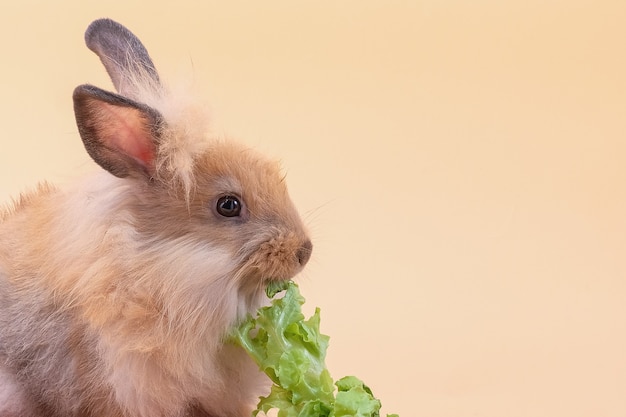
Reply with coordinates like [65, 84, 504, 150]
[230, 281, 398, 417]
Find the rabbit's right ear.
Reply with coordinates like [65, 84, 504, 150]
[73, 84, 161, 179]
[85, 18, 160, 99]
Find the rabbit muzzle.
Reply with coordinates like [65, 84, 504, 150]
[241, 232, 313, 282]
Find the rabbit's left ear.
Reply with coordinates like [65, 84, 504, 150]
[84, 18, 160, 99]
[73, 84, 161, 180]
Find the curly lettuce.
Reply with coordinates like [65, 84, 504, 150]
[230, 280, 398, 417]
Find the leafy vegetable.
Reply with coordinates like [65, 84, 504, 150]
[230, 280, 398, 417]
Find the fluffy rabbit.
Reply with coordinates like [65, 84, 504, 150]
[0, 18, 312, 417]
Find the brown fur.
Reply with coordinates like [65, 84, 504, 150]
[0, 19, 312, 417]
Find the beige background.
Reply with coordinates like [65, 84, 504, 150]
[1, 1, 625, 416]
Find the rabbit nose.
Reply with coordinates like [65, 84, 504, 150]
[296, 239, 313, 267]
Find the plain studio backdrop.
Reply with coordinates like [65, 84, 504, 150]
[1, 1, 625, 416]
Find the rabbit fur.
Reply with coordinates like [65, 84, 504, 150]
[0, 18, 312, 417]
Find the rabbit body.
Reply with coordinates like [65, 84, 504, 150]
[0, 19, 311, 417]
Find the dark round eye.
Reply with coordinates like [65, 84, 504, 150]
[216, 195, 242, 217]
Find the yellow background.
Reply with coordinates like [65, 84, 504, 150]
[1, 1, 625, 416]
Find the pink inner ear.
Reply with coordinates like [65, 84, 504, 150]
[99, 102, 156, 170]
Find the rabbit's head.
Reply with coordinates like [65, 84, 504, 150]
[73, 19, 312, 304]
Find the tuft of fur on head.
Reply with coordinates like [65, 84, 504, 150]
[117, 60, 214, 202]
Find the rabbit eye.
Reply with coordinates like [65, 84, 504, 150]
[216, 195, 242, 217]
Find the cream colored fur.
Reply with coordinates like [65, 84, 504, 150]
[0, 173, 275, 416]
[0, 365, 38, 417]
[0, 18, 311, 417]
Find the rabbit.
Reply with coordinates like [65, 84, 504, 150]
[0, 18, 312, 417]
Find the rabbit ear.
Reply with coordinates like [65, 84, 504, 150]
[84, 18, 160, 98]
[73, 84, 162, 179]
